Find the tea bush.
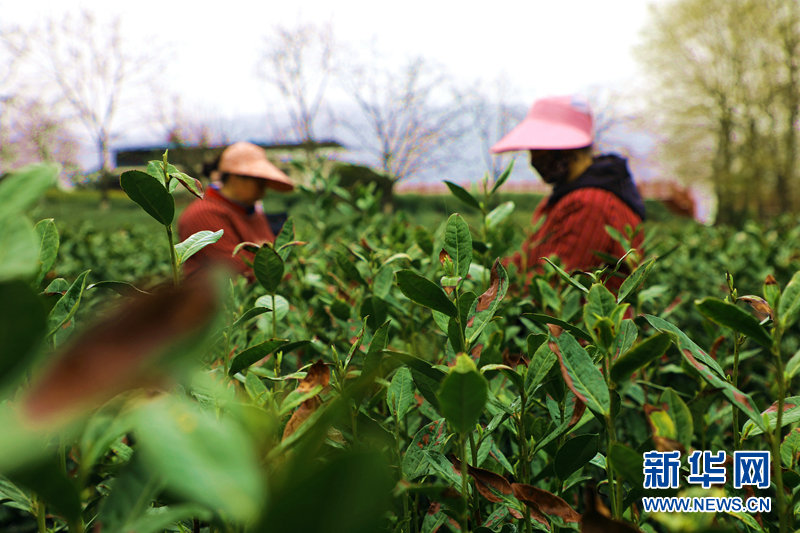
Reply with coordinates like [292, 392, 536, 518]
[1, 160, 799, 533]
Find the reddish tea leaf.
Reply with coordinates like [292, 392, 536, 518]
[568, 397, 587, 426]
[765, 274, 777, 285]
[709, 335, 725, 359]
[476, 260, 503, 312]
[282, 360, 330, 440]
[451, 460, 512, 503]
[737, 295, 774, 321]
[511, 483, 580, 523]
[581, 484, 641, 532]
[550, 340, 589, 407]
[172, 172, 204, 199]
[765, 400, 797, 413]
[23, 275, 219, 423]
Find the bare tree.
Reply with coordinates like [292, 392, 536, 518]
[1, 10, 160, 202]
[461, 77, 526, 180]
[258, 22, 336, 147]
[342, 57, 468, 188]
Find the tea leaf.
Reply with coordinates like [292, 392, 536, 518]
[373, 264, 395, 299]
[7, 457, 81, 523]
[443, 214, 472, 279]
[33, 219, 59, 287]
[231, 306, 272, 329]
[510, 483, 580, 523]
[444, 181, 481, 210]
[120, 170, 175, 225]
[0, 216, 39, 282]
[659, 388, 693, 450]
[0, 281, 46, 389]
[275, 217, 294, 251]
[402, 419, 448, 479]
[25, 276, 219, 423]
[133, 396, 264, 522]
[608, 442, 645, 487]
[741, 396, 800, 438]
[230, 339, 309, 376]
[524, 313, 592, 342]
[781, 428, 800, 468]
[387, 367, 416, 419]
[695, 297, 772, 347]
[438, 354, 488, 434]
[174, 229, 224, 265]
[486, 201, 515, 229]
[525, 340, 556, 398]
[490, 159, 514, 195]
[461, 463, 513, 503]
[647, 314, 765, 432]
[396, 270, 457, 317]
[786, 348, 800, 380]
[584, 283, 617, 332]
[47, 269, 90, 337]
[553, 332, 610, 416]
[542, 257, 589, 294]
[0, 163, 58, 218]
[610, 332, 672, 383]
[779, 270, 800, 329]
[170, 171, 204, 198]
[617, 257, 655, 303]
[554, 433, 599, 480]
[465, 260, 508, 343]
[253, 245, 284, 293]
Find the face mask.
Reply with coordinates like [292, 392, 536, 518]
[530, 151, 573, 184]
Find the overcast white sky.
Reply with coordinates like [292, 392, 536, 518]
[2, 0, 664, 117]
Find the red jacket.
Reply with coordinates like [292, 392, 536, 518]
[178, 187, 275, 279]
[509, 187, 643, 292]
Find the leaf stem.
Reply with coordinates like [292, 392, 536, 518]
[771, 327, 787, 533]
[459, 434, 469, 533]
[165, 224, 180, 286]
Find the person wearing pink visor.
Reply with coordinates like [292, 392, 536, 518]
[491, 96, 645, 292]
[178, 142, 294, 279]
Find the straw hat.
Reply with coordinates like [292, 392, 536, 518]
[218, 142, 294, 191]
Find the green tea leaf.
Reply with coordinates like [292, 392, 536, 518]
[542, 257, 589, 294]
[33, 219, 59, 287]
[525, 341, 556, 398]
[396, 270, 457, 317]
[373, 264, 394, 299]
[175, 229, 224, 265]
[644, 315, 726, 378]
[786, 348, 800, 380]
[554, 332, 610, 415]
[584, 283, 617, 331]
[695, 297, 772, 347]
[781, 428, 800, 468]
[0, 281, 46, 391]
[253, 245, 284, 293]
[437, 354, 488, 434]
[0, 216, 39, 282]
[229, 339, 308, 376]
[779, 270, 800, 329]
[7, 458, 81, 523]
[610, 333, 672, 383]
[611, 319, 638, 360]
[47, 270, 90, 337]
[231, 306, 272, 330]
[387, 367, 416, 419]
[617, 257, 655, 303]
[490, 159, 515, 195]
[120, 170, 175, 225]
[523, 313, 592, 342]
[608, 442, 644, 487]
[443, 181, 481, 210]
[660, 388, 693, 450]
[132, 396, 264, 522]
[486, 201, 514, 229]
[0, 163, 58, 218]
[554, 433, 599, 480]
[443, 214, 472, 278]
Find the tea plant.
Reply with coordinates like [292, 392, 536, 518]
[0, 158, 798, 533]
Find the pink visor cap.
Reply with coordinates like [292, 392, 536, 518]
[490, 95, 594, 153]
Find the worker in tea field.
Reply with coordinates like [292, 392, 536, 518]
[491, 95, 645, 292]
[178, 141, 294, 279]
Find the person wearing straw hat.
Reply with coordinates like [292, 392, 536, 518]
[491, 95, 645, 292]
[178, 141, 294, 279]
